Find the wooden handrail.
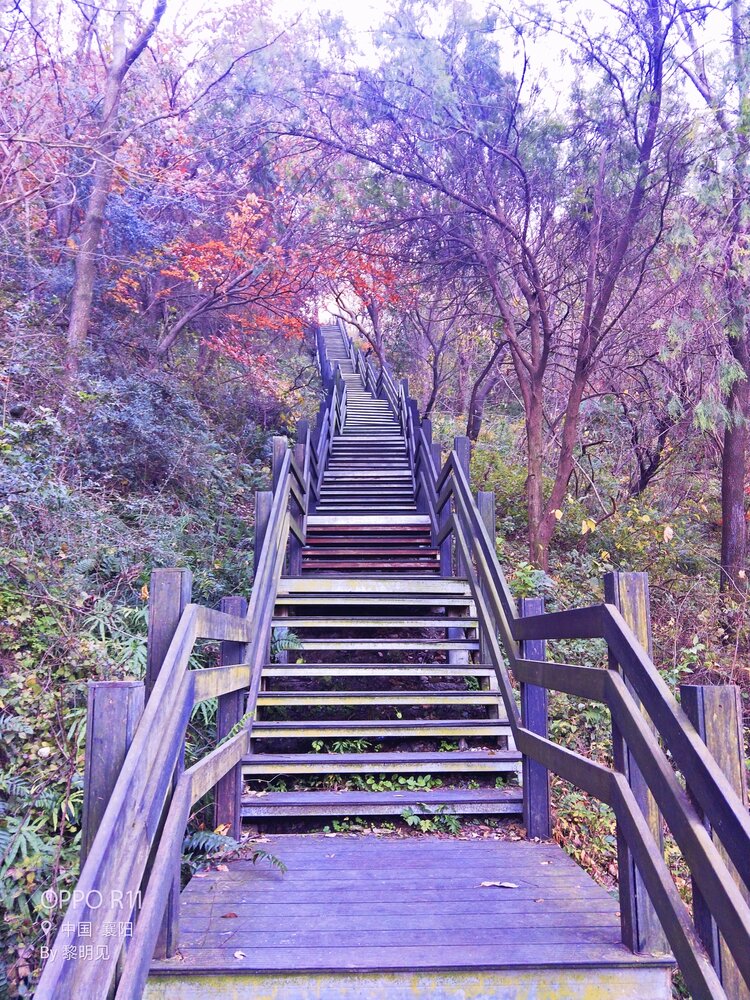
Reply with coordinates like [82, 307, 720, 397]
[422, 445, 750, 1000]
[37, 433, 301, 999]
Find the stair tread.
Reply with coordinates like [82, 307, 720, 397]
[243, 750, 517, 764]
[257, 690, 501, 704]
[252, 720, 510, 733]
[271, 617, 474, 627]
[242, 788, 522, 805]
[293, 639, 479, 649]
[263, 664, 492, 676]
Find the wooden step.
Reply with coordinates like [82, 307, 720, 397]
[278, 577, 470, 593]
[291, 637, 477, 650]
[305, 525, 431, 534]
[272, 616, 475, 628]
[257, 691, 499, 707]
[241, 787, 523, 817]
[273, 595, 475, 608]
[302, 539, 434, 549]
[251, 720, 510, 738]
[262, 663, 491, 677]
[242, 750, 520, 774]
[301, 553, 439, 565]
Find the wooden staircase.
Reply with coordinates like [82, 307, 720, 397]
[43, 319, 750, 1000]
[244, 323, 520, 820]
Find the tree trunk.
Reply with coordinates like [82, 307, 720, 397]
[720, 326, 749, 593]
[66, 148, 117, 374]
[526, 384, 547, 569]
[64, 2, 166, 378]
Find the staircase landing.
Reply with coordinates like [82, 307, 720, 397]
[147, 835, 671, 999]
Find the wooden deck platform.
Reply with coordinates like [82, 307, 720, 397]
[146, 835, 673, 999]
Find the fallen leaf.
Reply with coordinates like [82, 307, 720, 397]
[663, 524, 674, 543]
[193, 872, 209, 878]
[540, 860, 551, 866]
[478, 881, 519, 889]
[535, 898, 545, 903]
[221, 912, 238, 919]
[234, 950, 246, 959]
[215, 864, 229, 872]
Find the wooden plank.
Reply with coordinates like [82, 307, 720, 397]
[606, 670, 750, 990]
[306, 515, 430, 526]
[256, 690, 502, 706]
[214, 595, 248, 840]
[680, 684, 750, 1000]
[37, 612, 199, 997]
[241, 787, 523, 816]
[146, 568, 192, 702]
[254, 491, 272, 573]
[610, 772, 724, 1000]
[194, 605, 253, 642]
[81, 681, 144, 865]
[512, 658, 609, 701]
[262, 664, 493, 677]
[453, 436, 471, 577]
[251, 720, 511, 738]
[519, 597, 551, 841]
[149, 835, 673, 996]
[512, 604, 606, 641]
[604, 571, 666, 956]
[271, 617, 476, 629]
[241, 751, 520, 774]
[603, 603, 750, 897]
[271, 436, 287, 493]
[192, 663, 251, 702]
[293, 638, 480, 651]
[144, 568, 192, 962]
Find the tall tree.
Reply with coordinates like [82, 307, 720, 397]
[65, 1, 166, 376]
[678, 0, 750, 592]
[288, 0, 685, 567]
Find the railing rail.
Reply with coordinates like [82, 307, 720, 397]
[37, 427, 311, 998]
[427, 449, 750, 1000]
[307, 319, 750, 997]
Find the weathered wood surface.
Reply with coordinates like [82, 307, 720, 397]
[214, 595, 248, 839]
[518, 597, 551, 841]
[604, 571, 666, 956]
[81, 680, 144, 864]
[146, 568, 192, 701]
[241, 788, 523, 817]
[681, 684, 750, 1000]
[149, 836, 672, 982]
[441, 457, 741, 998]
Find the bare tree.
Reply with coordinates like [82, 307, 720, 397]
[65, 1, 167, 376]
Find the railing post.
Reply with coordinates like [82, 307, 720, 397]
[604, 571, 667, 955]
[146, 567, 192, 960]
[146, 568, 193, 704]
[680, 683, 750, 1000]
[433, 443, 452, 576]
[517, 597, 551, 840]
[447, 436, 471, 664]
[453, 436, 471, 578]
[289, 433, 307, 578]
[82, 681, 144, 865]
[254, 491, 272, 574]
[214, 596, 249, 841]
[271, 435, 287, 493]
[477, 491, 502, 734]
[476, 491, 496, 669]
